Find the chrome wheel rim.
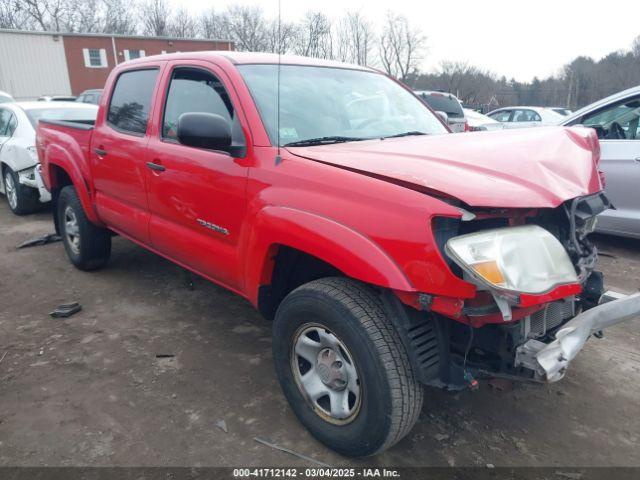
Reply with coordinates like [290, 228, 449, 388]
[64, 206, 81, 254]
[5, 172, 17, 210]
[291, 323, 361, 425]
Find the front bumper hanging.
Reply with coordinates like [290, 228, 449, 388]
[515, 291, 640, 382]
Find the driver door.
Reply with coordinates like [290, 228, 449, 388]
[575, 95, 640, 237]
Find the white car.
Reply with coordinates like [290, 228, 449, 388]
[414, 90, 467, 132]
[463, 108, 504, 131]
[486, 106, 564, 129]
[561, 85, 640, 238]
[0, 90, 14, 104]
[0, 101, 97, 215]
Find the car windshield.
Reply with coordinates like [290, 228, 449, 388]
[238, 64, 446, 146]
[0, 94, 12, 104]
[417, 93, 464, 118]
[25, 106, 97, 128]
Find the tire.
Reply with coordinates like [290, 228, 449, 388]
[3, 166, 39, 215]
[57, 185, 111, 270]
[272, 277, 423, 457]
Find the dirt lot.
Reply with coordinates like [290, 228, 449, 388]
[1, 200, 639, 467]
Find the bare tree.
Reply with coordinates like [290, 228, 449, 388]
[334, 11, 374, 65]
[169, 6, 197, 38]
[139, 0, 170, 36]
[264, 18, 298, 54]
[224, 5, 272, 51]
[0, 0, 36, 29]
[379, 13, 426, 82]
[632, 35, 640, 58]
[200, 8, 227, 40]
[293, 11, 333, 59]
[100, 0, 137, 34]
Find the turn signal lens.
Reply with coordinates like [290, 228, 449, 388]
[471, 260, 505, 285]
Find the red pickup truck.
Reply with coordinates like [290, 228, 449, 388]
[36, 52, 640, 457]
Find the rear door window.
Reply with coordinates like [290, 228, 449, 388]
[489, 110, 512, 122]
[107, 69, 159, 135]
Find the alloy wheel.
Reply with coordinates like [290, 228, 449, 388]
[5, 172, 17, 210]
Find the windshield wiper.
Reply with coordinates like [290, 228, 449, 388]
[284, 136, 366, 147]
[382, 131, 428, 139]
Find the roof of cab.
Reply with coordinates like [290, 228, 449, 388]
[125, 50, 377, 72]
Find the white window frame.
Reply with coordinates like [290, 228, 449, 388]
[82, 48, 108, 68]
[123, 49, 146, 62]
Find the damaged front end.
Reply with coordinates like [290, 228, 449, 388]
[425, 192, 640, 386]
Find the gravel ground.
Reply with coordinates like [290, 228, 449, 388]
[0, 201, 639, 467]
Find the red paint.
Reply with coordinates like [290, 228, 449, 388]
[36, 52, 603, 325]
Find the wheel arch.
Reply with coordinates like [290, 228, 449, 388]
[245, 206, 415, 319]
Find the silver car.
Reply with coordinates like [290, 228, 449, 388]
[414, 90, 467, 132]
[562, 85, 640, 238]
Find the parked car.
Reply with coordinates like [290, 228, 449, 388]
[463, 108, 504, 131]
[414, 90, 467, 132]
[0, 101, 97, 214]
[75, 89, 102, 105]
[0, 90, 14, 104]
[36, 52, 639, 457]
[486, 106, 564, 129]
[551, 107, 573, 116]
[561, 85, 640, 238]
[37, 95, 77, 102]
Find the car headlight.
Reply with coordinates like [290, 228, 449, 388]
[445, 225, 578, 294]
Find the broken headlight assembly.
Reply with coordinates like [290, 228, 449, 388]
[444, 225, 578, 295]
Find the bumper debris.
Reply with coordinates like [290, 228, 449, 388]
[515, 292, 640, 382]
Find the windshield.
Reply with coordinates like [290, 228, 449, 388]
[416, 92, 464, 117]
[25, 106, 97, 128]
[0, 94, 12, 104]
[238, 64, 446, 146]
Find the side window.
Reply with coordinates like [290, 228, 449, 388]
[512, 110, 531, 122]
[162, 67, 237, 142]
[489, 110, 511, 122]
[0, 109, 16, 137]
[529, 110, 541, 122]
[107, 69, 159, 135]
[581, 97, 640, 140]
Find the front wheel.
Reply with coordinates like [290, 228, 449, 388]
[272, 278, 423, 457]
[57, 185, 111, 270]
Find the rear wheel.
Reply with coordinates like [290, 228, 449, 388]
[57, 186, 111, 270]
[3, 166, 39, 215]
[272, 277, 423, 457]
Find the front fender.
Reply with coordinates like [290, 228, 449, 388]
[244, 205, 414, 305]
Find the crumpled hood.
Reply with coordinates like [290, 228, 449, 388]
[287, 126, 602, 208]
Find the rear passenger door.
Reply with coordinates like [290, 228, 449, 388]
[91, 67, 161, 243]
[145, 62, 249, 290]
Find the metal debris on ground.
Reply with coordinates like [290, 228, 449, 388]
[253, 437, 330, 467]
[49, 302, 82, 318]
[18, 233, 61, 249]
[0, 351, 7, 365]
[155, 354, 175, 358]
[215, 419, 228, 433]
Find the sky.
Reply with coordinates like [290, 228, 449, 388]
[173, 0, 640, 82]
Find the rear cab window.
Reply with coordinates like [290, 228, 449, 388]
[107, 69, 159, 135]
[418, 93, 464, 119]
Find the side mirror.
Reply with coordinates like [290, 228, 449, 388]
[177, 112, 231, 151]
[435, 111, 449, 124]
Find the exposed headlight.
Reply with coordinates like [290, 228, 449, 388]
[445, 225, 578, 294]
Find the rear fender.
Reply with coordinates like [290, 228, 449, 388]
[43, 142, 102, 226]
[244, 206, 414, 305]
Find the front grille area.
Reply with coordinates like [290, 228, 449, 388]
[527, 297, 575, 338]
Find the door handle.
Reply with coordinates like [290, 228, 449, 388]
[146, 161, 166, 172]
[94, 148, 107, 157]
